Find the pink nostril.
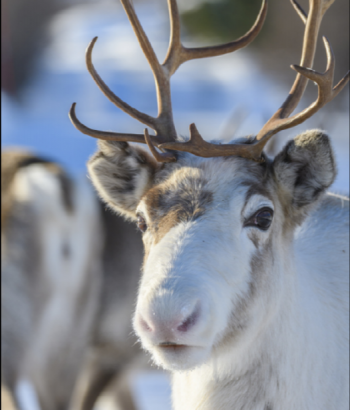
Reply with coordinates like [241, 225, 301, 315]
[139, 316, 152, 332]
[177, 304, 200, 332]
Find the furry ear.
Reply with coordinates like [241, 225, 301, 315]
[88, 140, 158, 221]
[273, 130, 336, 216]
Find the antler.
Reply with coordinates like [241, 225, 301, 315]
[70, 0, 348, 163]
[69, 0, 268, 155]
[160, 0, 349, 161]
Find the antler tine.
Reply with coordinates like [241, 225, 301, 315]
[163, 0, 268, 76]
[276, 0, 324, 119]
[85, 37, 156, 130]
[159, 124, 266, 162]
[144, 128, 177, 163]
[120, 0, 177, 142]
[162, 0, 182, 75]
[120, 0, 161, 77]
[291, 37, 349, 111]
[332, 70, 350, 97]
[291, 0, 307, 24]
[69, 103, 152, 144]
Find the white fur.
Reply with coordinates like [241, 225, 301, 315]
[134, 182, 348, 409]
[134, 186, 277, 367]
[88, 133, 348, 410]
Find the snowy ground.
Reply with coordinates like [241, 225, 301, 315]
[2, 2, 349, 409]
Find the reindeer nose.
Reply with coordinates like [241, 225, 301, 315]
[177, 303, 200, 332]
[138, 301, 201, 335]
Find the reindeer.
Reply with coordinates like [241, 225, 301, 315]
[2, 149, 145, 410]
[1, 149, 102, 410]
[69, 0, 349, 408]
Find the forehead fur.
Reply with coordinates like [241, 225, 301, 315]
[142, 153, 271, 244]
[155, 153, 270, 196]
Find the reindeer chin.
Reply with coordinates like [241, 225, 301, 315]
[149, 344, 211, 372]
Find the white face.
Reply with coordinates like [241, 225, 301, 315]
[133, 160, 278, 371]
[88, 131, 336, 373]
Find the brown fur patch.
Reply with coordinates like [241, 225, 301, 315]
[143, 169, 213, 245]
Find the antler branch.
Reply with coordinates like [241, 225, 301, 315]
[144, 128, 177, 163]
[291, 0, 308, 24]
[69, 103, 151, 143]
[163, 0, 268, 76]
[86, 37, 156, 129]
[159, 124, 265, 162]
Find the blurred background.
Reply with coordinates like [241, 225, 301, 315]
[1, 0, 349, 409]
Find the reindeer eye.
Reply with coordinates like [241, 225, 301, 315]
[244, 207, 274, 231]
[137, 215, 148, 233]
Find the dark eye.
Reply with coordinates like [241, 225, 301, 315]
[137, 214, 148, 233]
[244, 207, 274, 231]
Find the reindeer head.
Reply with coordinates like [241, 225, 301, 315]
[70, 0, 348, 371]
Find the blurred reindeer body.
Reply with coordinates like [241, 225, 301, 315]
[1, 150, 103, 410]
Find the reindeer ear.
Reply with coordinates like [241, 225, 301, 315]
[273, 130, 336, 212]
[88, 140, 158, 221]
